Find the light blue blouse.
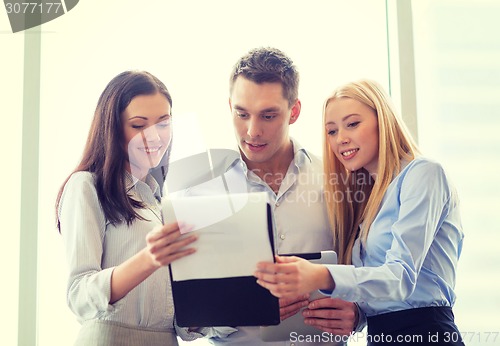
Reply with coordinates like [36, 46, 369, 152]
[325, 157, 464, 317]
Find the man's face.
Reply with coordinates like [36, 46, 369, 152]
[229, 76, 300, 169]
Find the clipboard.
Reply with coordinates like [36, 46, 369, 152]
[260, 251, 337, 341]
[165, 192, 280, 327]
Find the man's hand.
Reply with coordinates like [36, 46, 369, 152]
[279, 294, 309, 321]
[302, 298, 358, 336]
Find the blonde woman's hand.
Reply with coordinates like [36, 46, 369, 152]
[145, 222, 197, 267]
[254, 255, 334, 298]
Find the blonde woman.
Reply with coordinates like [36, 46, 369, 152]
[254, 80, 464, 345]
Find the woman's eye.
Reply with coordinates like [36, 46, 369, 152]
[348, 121, 360, 128]
[327, 129, 337, 136]
[156, 120, 171, 128]
[132, 125, 144, 129]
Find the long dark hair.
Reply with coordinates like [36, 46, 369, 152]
[56, 70, 173, 230]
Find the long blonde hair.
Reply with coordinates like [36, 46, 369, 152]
[322, 79, 419, 264]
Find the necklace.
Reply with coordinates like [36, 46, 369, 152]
[146, 200, 164, 224]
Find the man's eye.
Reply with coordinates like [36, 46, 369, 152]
[236, 112, 248, 118]
[262, 115, 275, 120]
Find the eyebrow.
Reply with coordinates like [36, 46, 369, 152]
[325, 113, 359, 125]
[128, 114, 171, 121]
[233, 105, 247, 112]
[233, 105, 281, 114]
[260, 107, 280, 114]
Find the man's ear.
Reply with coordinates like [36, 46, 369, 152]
[289, 99, 301, 124]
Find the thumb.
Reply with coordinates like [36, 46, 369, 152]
[276, 255, 300, 264]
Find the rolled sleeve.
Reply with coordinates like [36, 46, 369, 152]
[59, 172, 112, 320]
[323, 264, 358, 301]
[353, 303, 367, 333]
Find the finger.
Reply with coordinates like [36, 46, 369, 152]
[256, 263, 300, 279]
[148, 231, 192, 254]
[255, 270, 300, 288]
[275, 255, 300, 263]
[147, 231, 181, 250]
[280, 310, 298, 321]
[255, 261, 279, 273]
[148, 238, 197, 267]
[308, 297, 350, 310]
[152, 247, 196, 266]
[279, 300, 308, 321]
[146, 224, 179, 243]
[148, 222, 194, 242]
[256, 279, 301, 299]
[150, 233, 198, 263]
[304, 318, 353, 336]
[304, 316, 349, 330]
[146, 225, 167, 242]
[152, 234, 198, 258]
[148, 223, 197, 247]
[178, 222, 195, 234]
[303, 306, 356, 335]
[303, 306, 355, 321]
[279, 294, 309, 307]
[254, 270, 279, 283]
[303, 307, 342, 320]
[305, 299, 357, 329]
[257, 260, 298, 272]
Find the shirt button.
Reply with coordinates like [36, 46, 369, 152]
[275, 202, 280, 207]
[280, 234, 286, 240]
[291, 344, 295, 346]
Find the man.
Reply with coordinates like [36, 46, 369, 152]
[201, 47, 361, 345]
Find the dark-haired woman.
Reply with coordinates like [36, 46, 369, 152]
[56, 71, 197, 346]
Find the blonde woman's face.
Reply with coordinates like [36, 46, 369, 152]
[325, 97, 379, 175]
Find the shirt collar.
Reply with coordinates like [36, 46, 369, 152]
[125, 171, 162, 201]
[227, 137, 312, 174]
[290, 137, 312, 168]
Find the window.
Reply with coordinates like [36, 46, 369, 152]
[3, 0, 408, 344]
[412, 1, 500, 344]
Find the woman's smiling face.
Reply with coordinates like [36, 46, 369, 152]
[325, 97, 379, 175]
[122, 92, 172, 179]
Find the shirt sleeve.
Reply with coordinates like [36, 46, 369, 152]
[326, 160, 452, 302]
[353, 303, 367, 333]
[58, 172, 115, 320]
[174, 320, 237, 341]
